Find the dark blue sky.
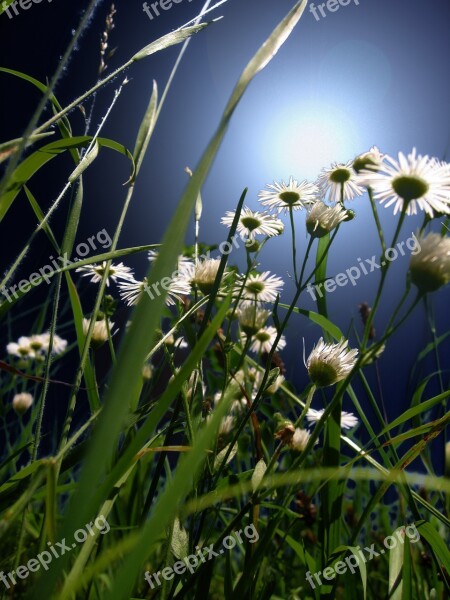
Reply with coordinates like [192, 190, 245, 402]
[1, 0, 449, 426]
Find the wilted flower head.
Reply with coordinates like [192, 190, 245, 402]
[358, 149, 450, 216]
[237, 302, 271, 336]
[258, 177, 319, 214]
[306, 408, 359, 430]
[12, 392, 33, 415]
[353, 146, 384, 174]
[316, 161, 364, 203]
[76, 261, 134, 286]
[306, 338, 358, 387]
[306, 201, 348, 238]
[221, 206, 284, 240]
[409, 232, 450, 293]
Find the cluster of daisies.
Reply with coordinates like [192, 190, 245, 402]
[6, 332, 67, 361]
[6, 333, 68, 416]
[214, 337, 360, 451]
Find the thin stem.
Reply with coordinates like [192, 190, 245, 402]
[0, 0, 100, 197]
[362, 210, 407, 348]
[367, 186, 386, 254]
[289, 206, 298, 285]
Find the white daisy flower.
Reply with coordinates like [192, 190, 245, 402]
[82, 318, 114, 348]
[306, 408, 359, 430]
[358, 149, 450, 216]
[306, 338, 358, 388]
[258, 177, 319, 214]
[76, 261, 134, 286]
[236, 301, 271, 336]
[7, 333, 67, 359]
[187, 258, 225, 295]
[7, 336, 34, 359]
[353, 146, 384, 174]
[246, 326, 286, 354]
[221, 206, 284, 240]
[252, 368, 285, 395]
[289, 428, 312, 452]
[409, 232, 450, 293]
[12, 392, 33, 415]
[39, 333, 68, 355]
[148, 250, 193, 273]
[316, 161, 364, 203]
[235, 271, 284, 303]
[118, 274, 190, 307]
[306, 201, 348, 238]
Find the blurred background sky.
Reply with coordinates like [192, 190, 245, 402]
[0, 0, 449, 454]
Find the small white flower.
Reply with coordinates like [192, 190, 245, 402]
[290, 428, 312, 452]
[245, 326, 286, 354]
[237, 302, 271, 335]
[82, 318, 114, 348]
[39, 333, 68, 355]
[409, 232, 450, 293]
[235, 271, 284, 303]
[358, 149, 450, 216]
[306, 201, 348, 238]
[221, 206, 284, 240]
[119, 274, 190, 307]
[316, 161, 364, 203]
[306, 338, 358, 388]
[353, 146, 384, 174]
[252, 368, 285, 394]
[188, 258, 224, 295]
[12, 392, 33, 415]
[306, 408, 359, 430]
[76, 261, 134, 286]
[148, 250, 193, 273]
[7, 336, 34, 359]
[258, 177, 319, 214]
[7, 333, 67, 358]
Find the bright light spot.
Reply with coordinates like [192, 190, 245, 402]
[261, 105, 362, 180]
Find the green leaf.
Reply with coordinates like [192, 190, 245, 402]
[65, 274, 100, 412]
[0, 136, 134, 223]
[0, 67, 73, 141]
[132, 80, 158, 179]
[131, 23, 209, 62]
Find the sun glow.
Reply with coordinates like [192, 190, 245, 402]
[262, 105, 361, 180]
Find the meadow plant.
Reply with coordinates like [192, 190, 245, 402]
[0, 1, 450, 599]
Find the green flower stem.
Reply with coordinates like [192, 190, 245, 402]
[213, 230, 339, 485]
[289, 206, 299, 284]
[367, 186, 387, 254]
[362, 209, 407, 348]
[296, 383, 316, 426]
